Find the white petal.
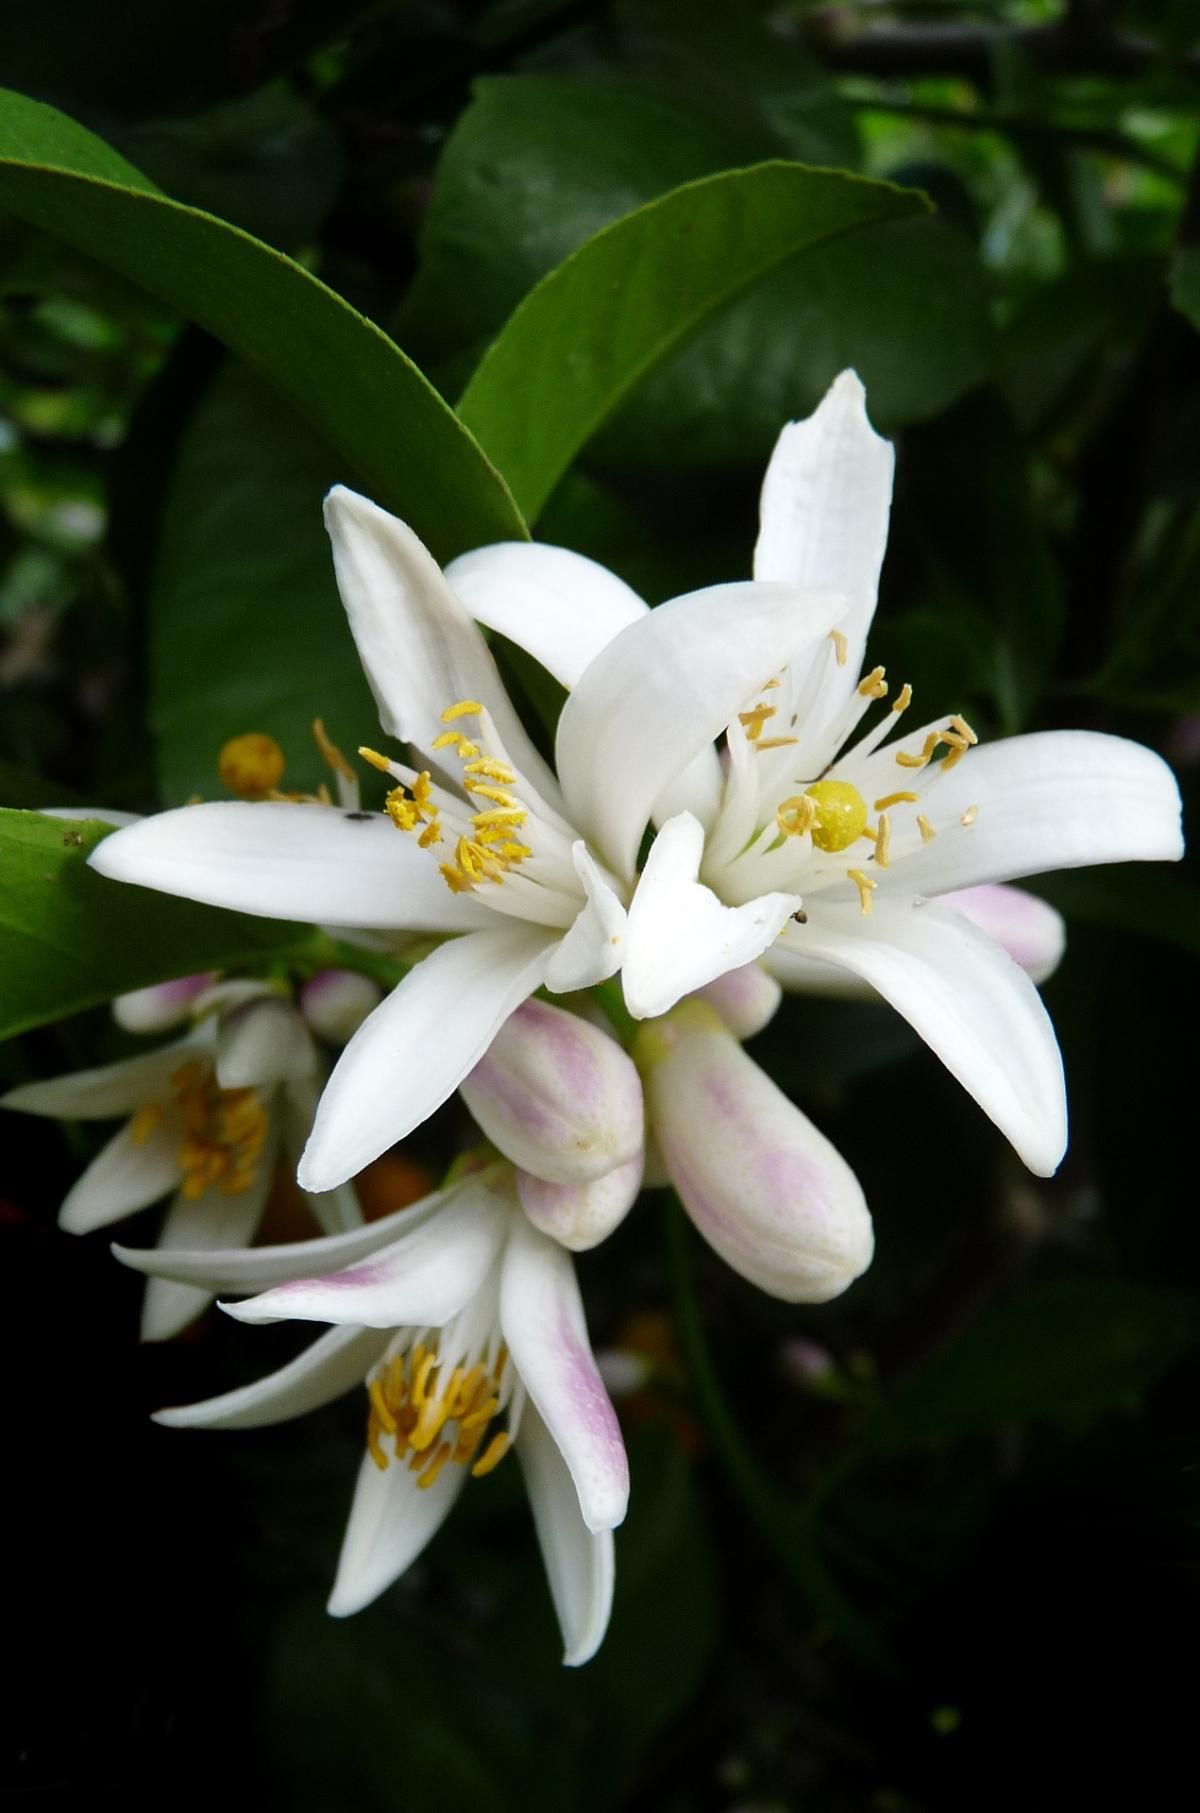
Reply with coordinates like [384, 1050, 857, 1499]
[112, 1180, 456, 1291]
[788, 898, 1068, 1175]
[88, 801, 494, 931]
[278, 1075, 363, 1235]
[762, 945, 874, 999]
[141, 1178, 274, 1342]
[517, 1401, 615, 1666]
[499, 1214, 628, 1533]
[444, 540, 648, 689]
[59, 1116, 180, 1234]
[543, 843, 627, 993]
[222, 1185, 508, 1329]
[297, 926, 555, 1192]
[754, 369, 894, 696]
[324, 486, 562, 804]
[215, 998, 315, 1090]
[939, 884, 1066, 985]
[155, 1325, 390, 1430]
[622, 813, 799, 1021]
[112, 973, 214, 1034]
[1, 1034, 200, 1120]
[327, 1440, 468, 1617]
[877, 731, 1183, 897]
[556, 579, 844, 880]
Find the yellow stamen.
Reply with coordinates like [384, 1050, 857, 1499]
[471, 1431, 512, 1478]
[738, 704, 776, 741]
[418, 821, 442, 849]
[917, 814, 936, 843]
[464, 782, 519, 807]
[368, 1378, 398, 1435]
[431, 729, 479, 757]
[874, 791, 919, 811]
[358, 745, 395, 773]
[441, 700, 482, 721]
[847, 868, 877, 915]
[858, 665, 888, 700]
[312, 718, 356, 783]
[828, 629, 848, 666]
[950, 714, 978, 745]
[892, 683, 913, 715]
[472, 808, 527, 829]
[463, 758, 517, 784]
[755, 736, 799, 750]
[895, 731, 942, 770]
[874, 813, 891, 868]
[776, 795, 817, 839]
[960, 805, 979, 827]
[129, 1102, 165, 1147]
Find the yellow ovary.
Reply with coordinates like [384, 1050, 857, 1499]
[218, 732, 286, 798]
[803, 780, 869, 854]
[365, 1342, 512, 1486]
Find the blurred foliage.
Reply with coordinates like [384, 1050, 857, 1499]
[2, 1, 1198, 1808]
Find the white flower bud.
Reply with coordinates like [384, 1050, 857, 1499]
[461, 999, 644, 1185]
[939, 884, 1066, 985]
[635, 999, 873, 1303]
[516, 1150, 643, 1252]
[112, 972, 215, 1034]
[694, 961, 782, 1039]
[300, 969, 383, 1045]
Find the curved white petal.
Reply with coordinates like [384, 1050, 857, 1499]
[623, 813, 799, 1021]
[111, 1180, 459, 1291]
[324, 486, 562, 805]
[876, 731, 1183, 898]
[215, 998, 315, 1090]
[112, 973, 215, 1035]
[788, 898, 1068, 1175]
[59, 1116, 180, 1234]
[445, 540, 648, 689]
[556, 580, 845, 880]
[154, 1325, 390, 1431]
[544, 844, 627, 994]
[222, 1185, 508, 1329]
[499, 1214, 628, 1533]
[939, 884, 1066, 985]
[1, 1035, 199, 1120]
[297, 927, 555, 1192]
[754, 369, 894, 696]
[327, 1439, 468, 1617]
[88, 801, 493, 932]
[278, 1075, 363, 1235]
[141, 1177, 274, 1342]
[762, 945, 875, 999]
[517, 1401, 615, 1666]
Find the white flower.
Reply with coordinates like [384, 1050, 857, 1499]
[1, 979, 358, 1339]
[89, 372, 1182, 1187]
[112, 1164, 628, 1666]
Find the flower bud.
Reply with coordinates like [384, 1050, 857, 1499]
[112, 972, 215, 1035]
[300, 968, 384, 1045]
[461, 999, 644, 1185]
[516, 1150, 643, 1252]
[939, 884, 1065, 985]
[635, 999, 872, 1303]
[695, 962, 782, 1040]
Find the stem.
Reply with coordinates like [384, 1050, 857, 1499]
[663, 1195, 893, 1672]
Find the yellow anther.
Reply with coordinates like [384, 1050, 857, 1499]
[312, 717, 356, 783]
[828, 629, 848, 666]
[950, 715, 978, 745]
[857, 666, 888, 700]
[465, 782, 519, 808]
[463, 758, 517, 784]
[431, 729, 479, 757]
[874, 813, 892, 868]
[417, 1442, 453, 1490]
[895, 731, 942, 770]
[217, 732, 286, 799]
[874, 791, 919, 811]
[471, 807, 527, 829]
[763, 677, 781, 690]
[441, 700, 482, 722]
[804, 780, 869, 853]
[847, 868, 877, 915]
[960, 804, 979, 827]
[358, 745, 395, 774]
[755, 736, 799, 751]
[439, 863, 476, 893]
[471, 1431, 512, 1478]
[738, 704, 776, 741]
[368, 1378, 398, 1435]
[411, 1352, 436, 1407]
[917, 814, 936, 843]
[129, 1102, 165, 1147]
[417, 822, 442, 849]
[384, 788, 420, 832]
[776, 795, 818, 839]
[366, 1412, 388, 1471]
[892, 683, 913, 715]
[168, 1065, 267, 1203]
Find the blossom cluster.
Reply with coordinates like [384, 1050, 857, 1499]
[5, 373, 1181, 1664]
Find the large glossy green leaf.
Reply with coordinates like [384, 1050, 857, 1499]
[0, 86, 525, 560]
[458, 158, 926, 519]
[0, 811, 305, 1041]
[150, 364, 376, 805]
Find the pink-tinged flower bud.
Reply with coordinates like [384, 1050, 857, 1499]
[300, 968, 383, 1045]
[516, 1151, 643, 1252]
[461, 999, 644, 1185]
[112, 973, 215, 1035]
[635, 999, 873, 1303]
[694, 962, 782, 1039]
[939, 884, 1066, 985]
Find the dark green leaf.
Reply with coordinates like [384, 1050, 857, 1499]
[0, 86, 525, 560]
[0, 810, 304, 1041]
[1168, 245, 1200, 331]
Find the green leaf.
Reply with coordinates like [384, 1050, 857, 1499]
[150, 363, 376, 805]
[1168, 245, 1200, 331]
[0, 86, 525, 560]
[0, 811, 304, 1041]
[458, 158, 926, 519]
[864, 1277, 1200, 1452]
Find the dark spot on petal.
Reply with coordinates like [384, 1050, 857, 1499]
[343, 811, 373, 822]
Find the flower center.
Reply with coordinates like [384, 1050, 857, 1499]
[365, 1338, 514, 1488]
[218, 732, 286, 798]
[130, 1061, 269, 1201]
